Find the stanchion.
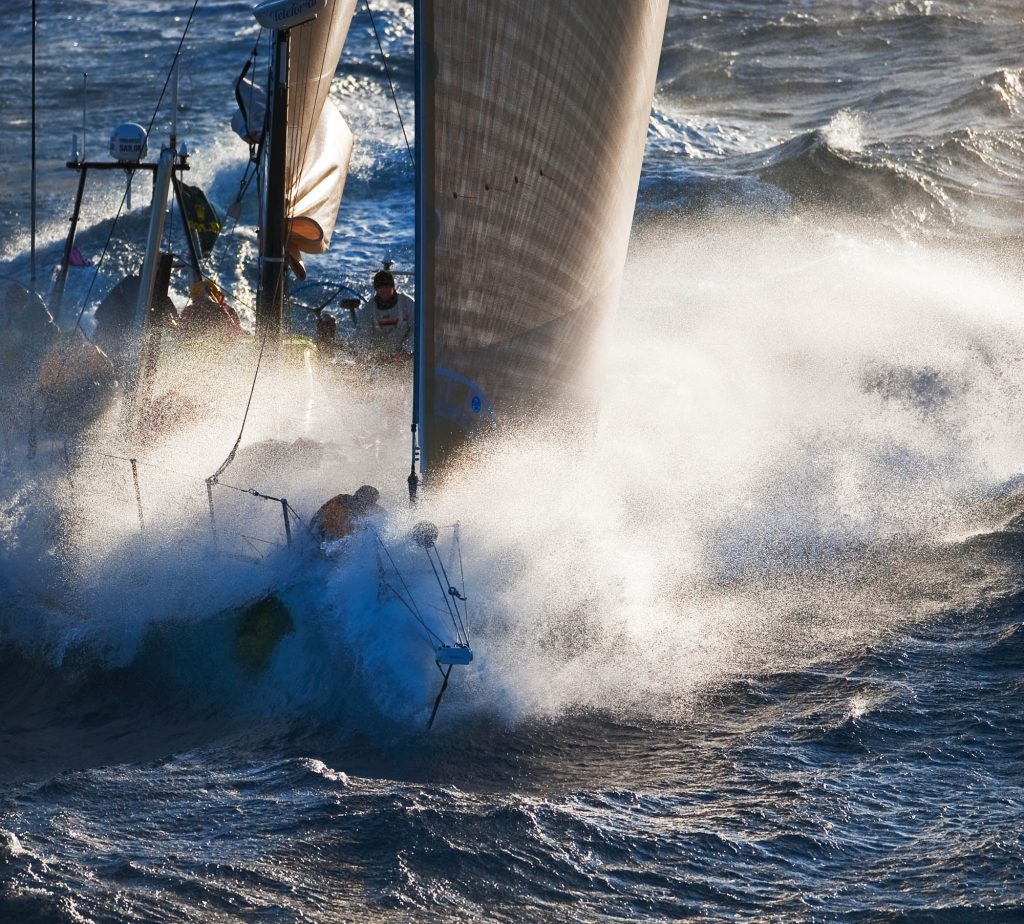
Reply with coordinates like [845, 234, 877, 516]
[206, 477, 217, 540]
[130, 458, 144, 530]
[280, 497, 292, 547]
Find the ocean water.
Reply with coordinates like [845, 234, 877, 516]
[3, 1, 1024, 921]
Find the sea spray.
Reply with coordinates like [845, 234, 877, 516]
[822, 109, 866, 154]
[405, 219, 1024, 721]
[5, 219, 1024, 729]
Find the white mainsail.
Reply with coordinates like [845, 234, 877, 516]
[416, 0, 669, 473]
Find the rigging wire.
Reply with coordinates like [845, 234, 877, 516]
[68, 174, 135, 334]
[373, 532, 445, 647]
[381, 577, 445, 647]
[364, 0, 414, 166]
[142, 1, 201, 144]
[455, 525, 470, 636]
[199, 28, 264, 281]
[69, 0, 203, 334]
[423, 543, 469, 645]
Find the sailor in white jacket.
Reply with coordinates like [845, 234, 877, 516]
[356, 270, 415, 359]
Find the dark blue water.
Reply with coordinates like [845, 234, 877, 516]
[3, 1, 1024, 920]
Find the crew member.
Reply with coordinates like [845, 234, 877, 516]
[0, 283, 58, 386]
[314, 310, 337, 362]
[93, 258, 178, 374]
[177, 278, 246, 343]
[356, 270, 415, 359]
[37, 328, 116, 432]
[311, 484, 384, 542]
[0, 283, 58, 460]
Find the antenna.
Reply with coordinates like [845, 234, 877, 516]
[170, 53, 179, 148]
[81, 72, 88, 161]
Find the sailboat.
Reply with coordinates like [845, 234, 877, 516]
[237, 0, 668, 477]
[217, 0, 668, 713]
[6, 0, 668, 722]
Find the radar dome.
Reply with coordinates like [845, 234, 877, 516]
[109, 123, 148, 163]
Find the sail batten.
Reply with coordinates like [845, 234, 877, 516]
[418, 0, 669, 473]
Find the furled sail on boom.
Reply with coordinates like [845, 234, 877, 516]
[416, 0, 669, 473]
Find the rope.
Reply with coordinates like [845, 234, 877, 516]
[201, 12, 329, 475]
[365, 0, 414, 166]
[214, 478, 282, 501]
[213, 481, 310, 535]
[380, 576, 444, 648]
[424, 545, 469, 645]
[373, 532, 445, 647]
[206, 321, 270, 484]
[75, 443, 305, 554]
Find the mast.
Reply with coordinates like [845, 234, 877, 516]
[253, 0, 330, 345]
[257, 28, 290, 345]
[131, 58, 179, 342]
[414, 0, 436, 483]
[123, 66, 179, 425]
[410, 0, 425, 497]
[30, 0, 37, 294]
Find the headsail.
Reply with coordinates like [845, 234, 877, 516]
[238, 0, 358, 278]
[416, 0, 669, 474]
[283, 0, 357, 275]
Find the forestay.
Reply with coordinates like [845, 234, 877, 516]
[416, 0, 669, 473]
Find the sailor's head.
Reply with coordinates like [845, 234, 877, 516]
[372, 270, 395, 299]
[353, 484, 380, 510]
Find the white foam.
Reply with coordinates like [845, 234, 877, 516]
[823, 109, 866, 153]
[4, 220, 1024, 726]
